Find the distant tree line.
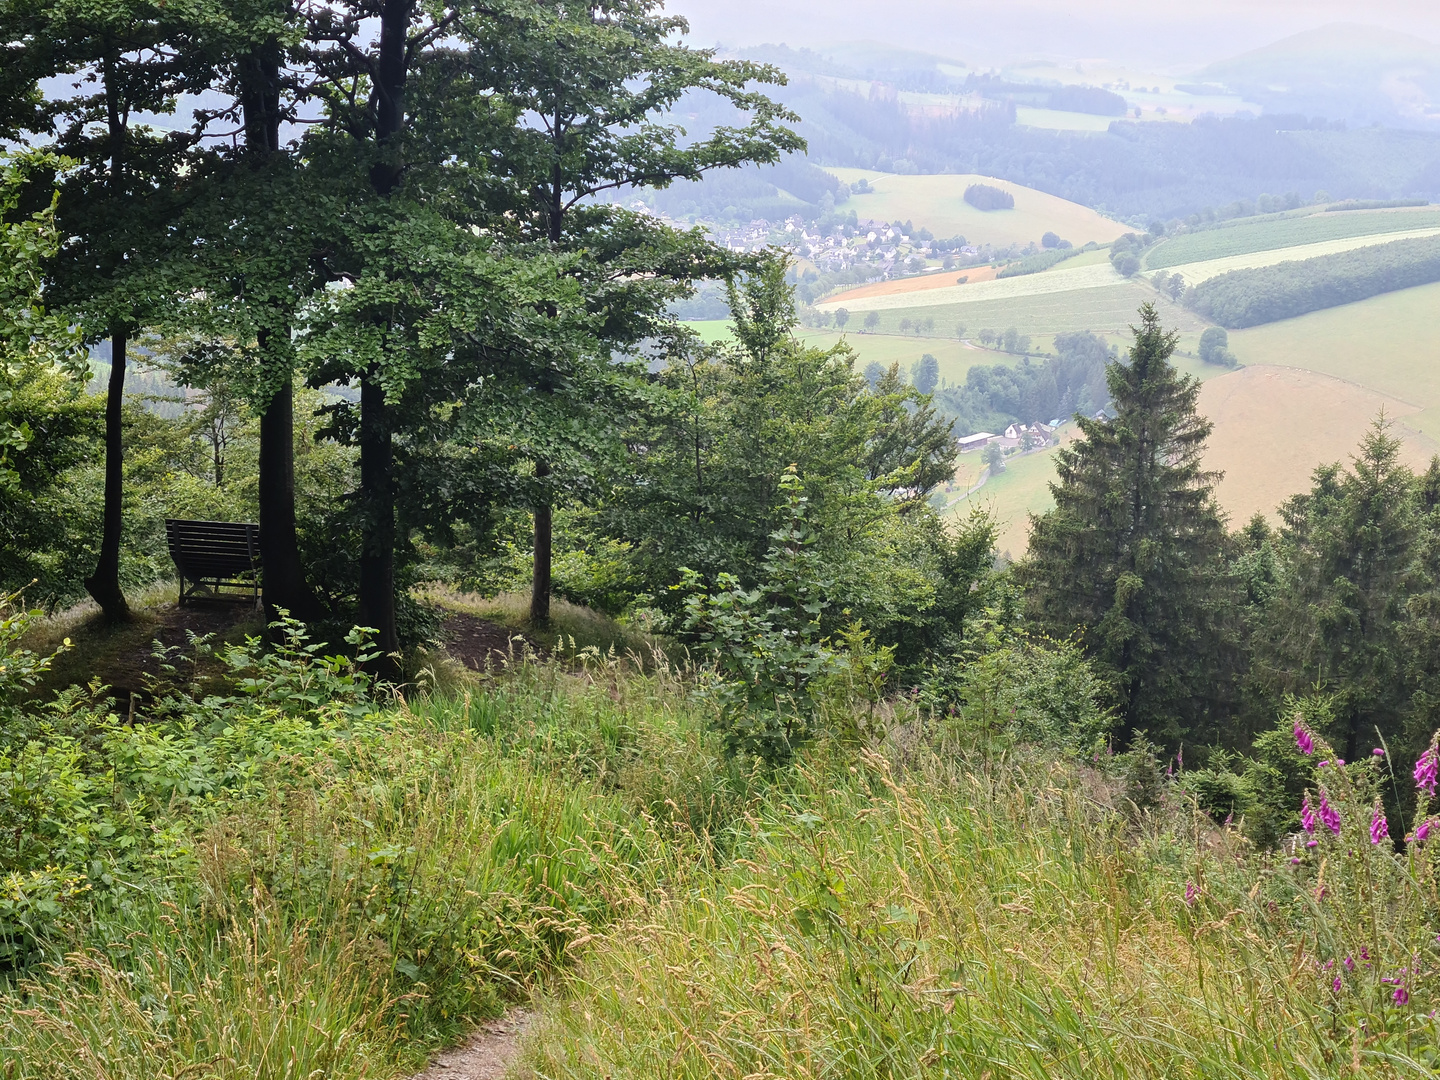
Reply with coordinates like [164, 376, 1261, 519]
[935, 331, 1114, 434]
[1186, 234, 1440, 328]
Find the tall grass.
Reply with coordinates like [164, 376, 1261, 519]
[524, 743, 1440, 1079]
[0, 656, 742, 1078]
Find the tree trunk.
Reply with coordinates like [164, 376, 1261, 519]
[240, 45, 323, 626]
[352, 0, 411, 678]
[84, 327, 130, 621]
[258, 378, 323, 622]
[530, 459, 552, 625]
[358, 370, 400, 675]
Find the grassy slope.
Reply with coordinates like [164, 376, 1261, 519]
[684, 320, 1020, 388]
[1198, 365, 1438, 525]
[1146, 205, 1440, 269]
[523, 718, 1440, 1079]
[1228, 281, 1440, 440]
[825, 168, 1129, 248]
[841, 283, 1207, 337]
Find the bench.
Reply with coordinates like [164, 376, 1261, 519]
[164, 519, 262, 607]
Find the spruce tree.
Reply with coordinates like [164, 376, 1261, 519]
[1255, 420, 1424, 762]
[1019, 304, 1236, 745]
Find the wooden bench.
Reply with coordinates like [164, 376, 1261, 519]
[164, 519, 262, 607]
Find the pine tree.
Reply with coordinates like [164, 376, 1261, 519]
[1019, 304, 1236, 745]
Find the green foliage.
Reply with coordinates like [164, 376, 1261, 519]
[963, 183, 1014, 211]
[679, 476, 889, 765]
[1250, 421, 1439, 795]
[1020, 305, 1239, 746]
[1197, 325, 1237, 366]
[995, 246, 1079, 278]
[1187, 233, 1440, 328]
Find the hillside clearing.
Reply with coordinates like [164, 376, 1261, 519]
[816, 261, 1129, 312]
[824, 168, 1129, 249]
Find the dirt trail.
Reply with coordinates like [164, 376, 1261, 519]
[411, 1009, 534, 1079]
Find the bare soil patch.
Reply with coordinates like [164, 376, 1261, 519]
[411, 1009, 534, 1080]
[441, 613, 538, 672]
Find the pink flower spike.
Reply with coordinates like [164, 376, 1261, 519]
[1371, 805, 1390, 844]
[1333, 976, 1343, 992]
[1318, 760, 1329, 768]
[1319, 794, 1342, 835]
[1395, 986, 1410, 1005]
[1373, 748, 1386, 757]
[1418, 820, 1433, 843]
[1344, 956, 1355, 971]
[1336, 759, 1345, 767]
[1184, 882, 1200, 907]
[1301, 794, 1316, 833]
[1306, 839, 1318, 847]
[1295, 722, 1315, 756]
[1415, 747, 1439, 797]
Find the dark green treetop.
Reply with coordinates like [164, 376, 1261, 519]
[1019, 303, 1239, 745]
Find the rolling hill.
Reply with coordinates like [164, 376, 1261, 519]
[825, 169, 1129, 248]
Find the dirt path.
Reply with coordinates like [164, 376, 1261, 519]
[411, 1009, 534, 1079]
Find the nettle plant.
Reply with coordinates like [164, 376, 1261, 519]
[1283, 711, 1440, 1015]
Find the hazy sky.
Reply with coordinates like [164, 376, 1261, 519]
[668, 0, 1440, 68]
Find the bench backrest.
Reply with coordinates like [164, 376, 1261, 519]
[165, 519, 261, 576]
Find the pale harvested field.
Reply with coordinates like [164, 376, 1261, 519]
[1227, 281, 1440, 440]
[816, 261, 1129, 312]
[1198, 365, 1438, 524]
[828, 264, 1000, 304]
[825, 169, 1129, 249]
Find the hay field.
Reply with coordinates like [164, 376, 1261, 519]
[1146, 205, 1440, 269]
[1013, 107, 1115, 132]
[1198, 365, 1438, 523]
[826, 168, 1129, 248]
[816, 260, 1127, 312]
[1227, 281, 1440, 441]
[827, 264, 1000, 304]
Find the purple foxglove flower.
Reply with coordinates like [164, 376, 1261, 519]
[1395, 986, 1410, 1005]
[1344, 956, 1355, 971]
[1301, 794, 1316, 833]
[1318, 760, 1329, 768]
[1319, 794, 1341, 835]
[1184, 882, 1199, 906]
[1371, 805, 1389, 844]
[1416, 820, 1433, 843]
[1295, 722, 1314, 756]
[1333, 976, 1343, 992]
[1416, 747, 1439, 797]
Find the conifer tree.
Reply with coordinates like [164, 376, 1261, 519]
[1254, 419, 1425, 761]
[1019, 304, 1236, 745]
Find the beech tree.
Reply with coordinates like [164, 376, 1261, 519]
[1019, 304, 1238, 745]
[0, 0, 218, 620]
[463, 0, 802, 625]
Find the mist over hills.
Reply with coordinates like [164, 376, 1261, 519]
[642, 26, 1440, 227]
